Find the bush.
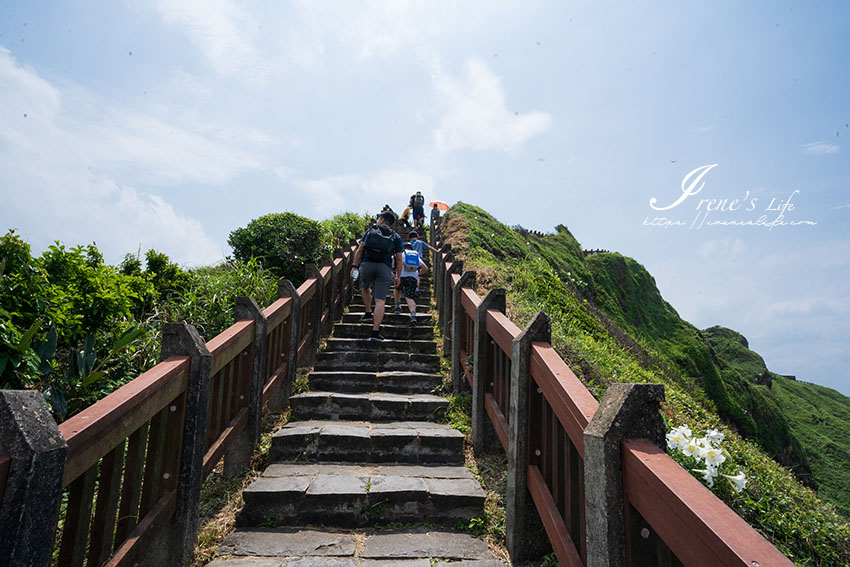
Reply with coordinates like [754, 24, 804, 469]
[228, 212, 324, 285]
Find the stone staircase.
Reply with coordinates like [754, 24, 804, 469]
[208, 275, 505, 566]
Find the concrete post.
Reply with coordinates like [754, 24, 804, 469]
[275, 279, 301, 408]
[434, 244, 451, 323]
[153, 322, 211, 567]
[451, 270, 476, 394]
[303, 264, 323, 367]
[472, 288, 507, 455]
[332, 249, 345, 320]
[430, 207, 441, 248]
[506, 311, 551, 563]
[223, 297, 267, 479]
[583, 383, 666, 567]
[0, 391, 68, 567]
[441, 259, 462, 357]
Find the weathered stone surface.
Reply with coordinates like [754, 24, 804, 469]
[206, 558, 282, 567]
[218, 529, 356, 556]
[434, 561, 506, 567]
[359, 560, 430, 567]
[284, 558, 356, 567]
[368, 476, 428, 498]
[360, 530, 491, 560]
[307, 474, 368, 497]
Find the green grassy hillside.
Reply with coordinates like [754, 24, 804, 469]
[440, 202, 850, 565]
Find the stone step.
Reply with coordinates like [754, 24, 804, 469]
[211, 527, 502, 566]
[351, 298, 432, 312]
[332, 323, 433, 340]
[314, 350, 439, 373]
[270, 420, 463, 464]
[341, 311, 433, 326]
[237, 463, 486, 528]
[324, 338, 437, 355]
[290, 391, 447, 422]
[309, 370, 443, 394]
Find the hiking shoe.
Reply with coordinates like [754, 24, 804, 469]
[360, 312, 373, 322]
[392, 303, 401, 314]
[409, 314, 417, 326]
[370, 330, 384, 341]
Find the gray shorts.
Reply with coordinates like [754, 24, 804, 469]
[360, 261, 393, 300]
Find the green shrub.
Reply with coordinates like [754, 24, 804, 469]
[228, 212, 324, 285]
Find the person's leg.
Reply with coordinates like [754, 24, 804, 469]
[373, 299, 386, 331]
[393, 285, 402, 313]
[361, 286, 372, 313]
[370, 264, 393, 338]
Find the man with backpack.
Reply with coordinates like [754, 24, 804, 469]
[351, 211, 404, 341]
[410, 191, 426, 230]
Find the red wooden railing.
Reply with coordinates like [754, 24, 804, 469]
[57, 357, 190, 567]
[37, 244, 356, 567]
[434, 238, 793, 567]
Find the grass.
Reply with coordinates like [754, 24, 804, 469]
[190, 406, 290, 566]
[440, 202, 850, 566]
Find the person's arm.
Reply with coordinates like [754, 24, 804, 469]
[418, 260, 429, 276]
[427, 243, 438, 253]
[393, 251, 403, 284]
[351, 242, 365, 278]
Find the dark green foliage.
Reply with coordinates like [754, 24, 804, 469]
[443, 204, 850, 565]
[228, 212, 324, 285]
[320, 211, 372, 251]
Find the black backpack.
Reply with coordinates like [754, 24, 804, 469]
[413, 194, 425, 207]
[363, 227, 395, 262]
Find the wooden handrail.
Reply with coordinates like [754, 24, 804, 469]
[622, 438, 794, 567]
[486, 309, 520, 355]
[297, 277, 318, 301]
[207, 320, 254, 376]
[263, 296, 292, 331]
[528, 464, 584, 567]
[530, 343, 599, 458]
[460, 286, 480, 317]
[58, 356, 190, 488]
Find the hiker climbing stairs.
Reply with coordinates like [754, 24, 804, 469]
[207, 273, 505, 566]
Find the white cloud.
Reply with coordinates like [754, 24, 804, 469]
[432, 58, 553, 154]
[0, 46, 264, 265]
[803, 141, 840, 155]
[693, 124, 717, 133]
[295, 169, 433, 217]
[152, 0, 264, 79]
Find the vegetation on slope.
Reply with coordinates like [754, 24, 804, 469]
[0, 211, 371, 421]
[441, 202, 849, 566]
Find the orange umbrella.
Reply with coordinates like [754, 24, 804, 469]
[429, 201, 450, 211]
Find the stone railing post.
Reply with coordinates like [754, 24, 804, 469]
[583, 383, 666, 567]
[430, 207, 441, 248]
[0, 391, 68, 567]
[149, 322, 211, 567]
[332, 249, 345, 320]
[441, 259, 463, 356]
[506, 311, 551, 563]
[434, 244, 450, 317]
[225, 297, 267, 479]
[303, 264, 323, 366]
[275, 279, 301, 408]
[451, 270, 476, 394]
[472, 288, 506, 455]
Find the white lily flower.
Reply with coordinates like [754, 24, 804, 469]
[666, 427, 690, 451]
[722, 472, 747, 493]
[703, 445, 726, 468]
[706, 428, 725, 444]
[682, 437, 702, 458]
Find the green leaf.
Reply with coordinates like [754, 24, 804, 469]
[108, 325, 145, 356]
[14, 319, 42, 352]
[81, 370, 106, 388]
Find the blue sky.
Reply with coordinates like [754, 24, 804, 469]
[1, 2, 848, 395]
